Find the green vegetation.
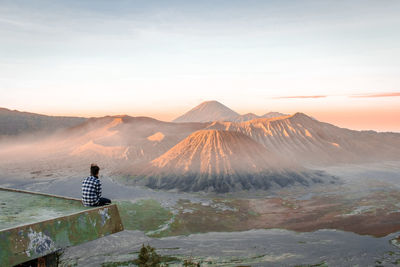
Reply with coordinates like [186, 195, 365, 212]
[136, 244, 161, 266]
[116, 199, 173, 232]
[153, 199, 259, 237]
[136, 244, 178, 267]
[116, 198, 259, 238]
[183, 258, 201, 267]
[101, 244, 179, 267]
[113, 189, 400, 239]
[0, 190, 85, 229]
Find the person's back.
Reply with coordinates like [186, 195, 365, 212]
[81, 164, 111, 207]
[82, 175, 101, 206]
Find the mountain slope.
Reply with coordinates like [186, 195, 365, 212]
[63, 116, 208, 165]
[233, 113, 260, 122]
[135, 129, 335, 193]
[150, 129, 288, 174]
[0, 107, 86, 136]
[233, 112, 288, 122]
[173, 101, 239, 123]
[0, 115, 209, 177]
[207, 113, 400, 165]
[262, 112, 287, 119]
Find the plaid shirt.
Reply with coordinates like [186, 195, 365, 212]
[82, 175, 102, 206]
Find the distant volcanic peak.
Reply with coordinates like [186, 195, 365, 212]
[249, 112, 314, 124]
[289, 112, 316, 122]
[243, 112, 258, 116]
[262, 112, 288, 119]
[253, 112, 313, 124]
[150, 129, 286, 175]
[233, 113, 260, 122]
[173, 100, 239, 123]
[233, 115, 291, 127]
[292, 112, 309, 117]
[199, 100, 223, 106]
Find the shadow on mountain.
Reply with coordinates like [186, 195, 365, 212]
[131, 170, 338, 193]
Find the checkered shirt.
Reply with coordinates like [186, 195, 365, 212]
[82, 175, 102, 206]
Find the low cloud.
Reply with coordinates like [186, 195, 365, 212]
[272, 95, 327, 99]
[349, 92, 400, 98]
[272, 92, 400, 99]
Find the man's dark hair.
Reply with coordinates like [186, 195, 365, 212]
[90, 163, 100, 176]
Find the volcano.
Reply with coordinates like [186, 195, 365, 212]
[173, 101, 239, 123]
[135, 129, 334, 193]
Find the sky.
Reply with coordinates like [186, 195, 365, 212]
[0, 0, 399, 132]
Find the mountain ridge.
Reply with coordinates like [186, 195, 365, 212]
[0, 107, 87, 136]
[173, 100, 287, 123]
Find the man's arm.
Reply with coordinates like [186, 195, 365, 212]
[97, 180, 102, 199]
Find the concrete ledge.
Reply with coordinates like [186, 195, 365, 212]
[0, 187, 124, 266]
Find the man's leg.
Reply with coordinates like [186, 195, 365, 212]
[97, 197, 112, 206]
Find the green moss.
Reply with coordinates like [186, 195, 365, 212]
[0, 190, 85, 230]
[116, 199, 172, 232]
[153, 199, 258, 237]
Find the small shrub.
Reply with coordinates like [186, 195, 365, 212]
[136, 244, 161, 267]
[183, 258, 200, 267]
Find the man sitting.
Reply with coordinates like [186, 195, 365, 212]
[82, 163, 111, 207]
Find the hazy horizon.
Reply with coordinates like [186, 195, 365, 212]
[1, 0, 399, 132]
[2, 99, 400, 133]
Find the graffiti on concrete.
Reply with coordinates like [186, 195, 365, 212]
[27, 228, 55, 257]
